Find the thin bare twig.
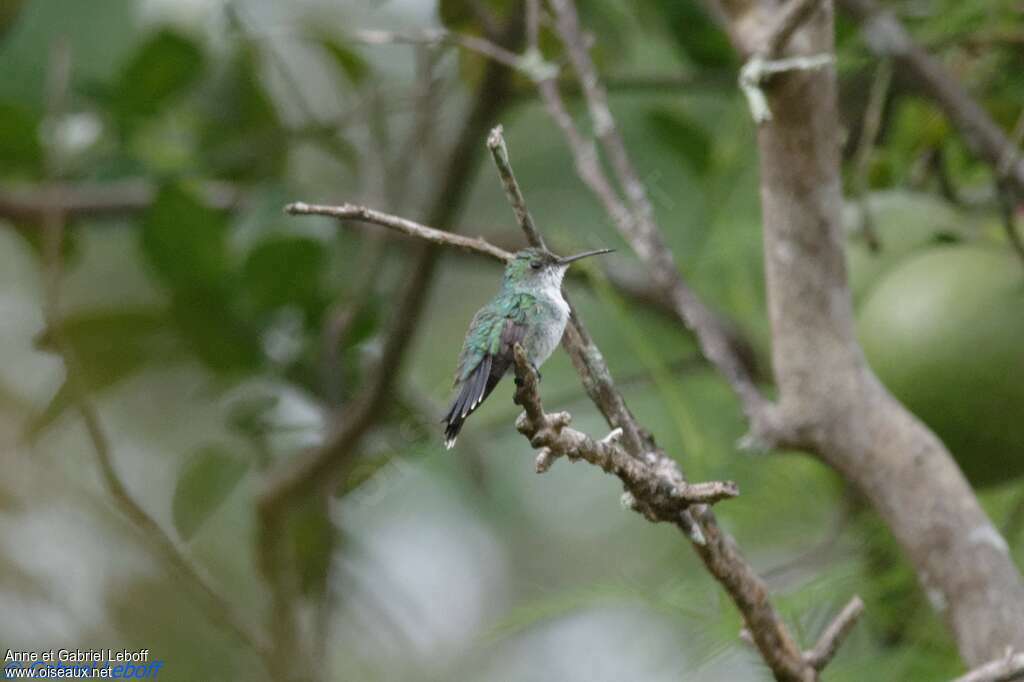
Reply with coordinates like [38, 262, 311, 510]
[285, 201, 512, 261]
[996, 109, 1024, 268]
[352, 28, 523, 71]
[996, 180, 1024, 268]
[525, 0, 541, 52]
[804, 596, 865, 670]
[851, 58, 893, 253]
[486, 125, 548, 249]
[952, 650, 1024, 682]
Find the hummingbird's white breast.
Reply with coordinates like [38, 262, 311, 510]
[526, 268, 571, 368]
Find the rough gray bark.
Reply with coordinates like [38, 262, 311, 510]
[728, 0, 1024, 665]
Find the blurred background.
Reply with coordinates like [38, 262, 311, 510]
[0, 0, 1022, 680]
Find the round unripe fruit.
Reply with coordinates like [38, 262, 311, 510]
[844, 190, 972, 304]
[857, 245, 1024, 487]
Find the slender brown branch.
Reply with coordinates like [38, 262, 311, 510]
[512, 344, 738, 506]
[485, 125, 548, 249]
[804, 596, 865, 670]
[285, 201, 512, 262]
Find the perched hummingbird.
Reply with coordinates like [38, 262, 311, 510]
[443, 246, 614, 448]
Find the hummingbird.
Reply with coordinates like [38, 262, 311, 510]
[443, 246, 614, 448]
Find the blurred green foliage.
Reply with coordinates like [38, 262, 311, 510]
[173, 444, 249, 541]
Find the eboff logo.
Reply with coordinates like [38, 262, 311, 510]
[4, 660, 164, 679]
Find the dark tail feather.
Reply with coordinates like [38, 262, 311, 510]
[442, 356, 495, 448]
[443, 415, 464, 450]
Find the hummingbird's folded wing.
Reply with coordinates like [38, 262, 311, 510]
[443, 295, 534, 447]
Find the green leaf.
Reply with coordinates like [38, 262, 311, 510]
[140, 184, 231, 292]
[889, 97, 951, 154]
[199, 45, 285, 180]
[227, 393, 279, 441]
[27, 307, 180, 439]
[0, 101, 41, 175]
[438, 0, 480, 30]
[646, 0, 734, 68]
[242, 236, 327, 319]
[646, 107, 711, 174]
[140, 185, 265, 375]
[113, 29, 204, 122]
[317, 37, 370, 85]
[36, 306, 178, 369]
[170, 287, 263, 375]
[172, 445, 249, 541]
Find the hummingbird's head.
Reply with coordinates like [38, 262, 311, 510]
[504, 247, 614, 289]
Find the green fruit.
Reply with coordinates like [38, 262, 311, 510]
[844, 190, 972, 304]
[857, 245, 1024, 487]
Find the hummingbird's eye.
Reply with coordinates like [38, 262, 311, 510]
[530, 261, 542, 270]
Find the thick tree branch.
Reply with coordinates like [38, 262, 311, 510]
[717, 0, 1024, 666]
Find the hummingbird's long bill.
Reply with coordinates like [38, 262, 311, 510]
[556, 248, 615, 265]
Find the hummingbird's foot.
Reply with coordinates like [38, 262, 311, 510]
[532, 364, 542, 381]
[514, 376, 523, 387]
